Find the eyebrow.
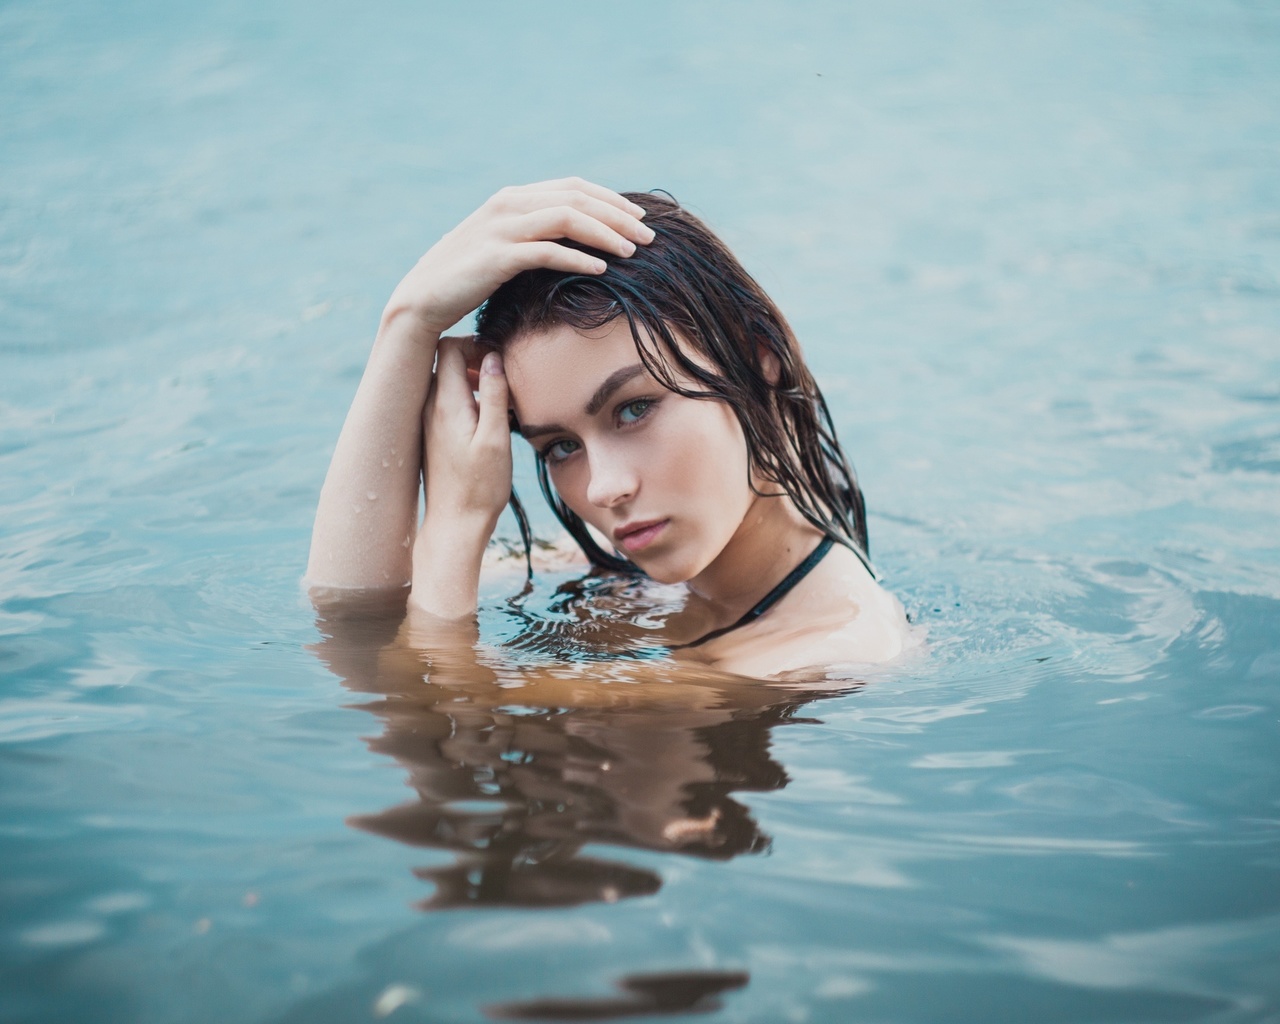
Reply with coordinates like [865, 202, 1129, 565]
[518, 363, 649, 439]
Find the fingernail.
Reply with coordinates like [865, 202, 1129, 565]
[481, 351, 503, 376]
[638, 224, 656, 243]
[630, 203, 646, 218]
[622, 240, 637, 256]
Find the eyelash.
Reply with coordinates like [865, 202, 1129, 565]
[618, 397, 653, 426]
[539, 398, 657, 464]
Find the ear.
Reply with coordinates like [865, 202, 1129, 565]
[757, 345, 782, 385]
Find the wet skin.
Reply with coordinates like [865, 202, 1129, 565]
[502, 320, 911, 674]
[505, 320, 768, 590]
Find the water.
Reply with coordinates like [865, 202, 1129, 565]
[3, 0, 1279, 1020]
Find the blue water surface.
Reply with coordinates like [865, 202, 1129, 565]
[2, 1, 1279, 1021]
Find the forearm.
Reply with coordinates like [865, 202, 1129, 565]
[308, 178, 648, 594]
[407, 515, 494, 619]
[306, 308, 438, 589]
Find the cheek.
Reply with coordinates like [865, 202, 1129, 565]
[696, 401, 748, 459]
[546, 456, 588, 508]
[655, 402, 752, 504]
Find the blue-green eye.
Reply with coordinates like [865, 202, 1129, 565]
[542, 438, 579, 463]
[619, 399, 652, 425]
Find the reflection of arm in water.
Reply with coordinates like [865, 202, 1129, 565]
[309, 608, 840, 908]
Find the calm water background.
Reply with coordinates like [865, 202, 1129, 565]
[3, 1, 1279, 1021]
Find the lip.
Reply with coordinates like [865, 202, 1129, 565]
[613, 518, 669, 555]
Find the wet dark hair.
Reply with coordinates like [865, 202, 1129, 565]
[477, 191, 869, 575]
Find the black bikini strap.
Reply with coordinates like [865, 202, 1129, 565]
[671, 536, 836, 650]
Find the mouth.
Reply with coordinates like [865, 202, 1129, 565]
[613, 518, 669, 555]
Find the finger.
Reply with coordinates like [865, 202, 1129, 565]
[434, 340, 479, 426]
[506, 241, 608, 277]
[423, 365, 439, 423]
[493, 190, 654, 245]
[421, 374, 436, 478]
[437, 334, 486, 386]
[511, 177, 647, 219]
[475, 351, 511, 444]
[516, 207, 638, 258]
[457, 336, 489, 373]
[462, 341, 496, 393]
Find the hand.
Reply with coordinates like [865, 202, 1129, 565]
[409, 336, 512, 618]
[386, 177, 655, 335]
[422, 335, 512, 534]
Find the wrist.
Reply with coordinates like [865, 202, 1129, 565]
[409, 515, 493, 620]
[417, 508, 497, 563]
[424, 495, 503, 530]
[378, 299, 449, 341]
[383, 263, 459, 337]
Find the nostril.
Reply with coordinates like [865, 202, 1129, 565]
[585, 453, 640, 509]
[589, 479, 635, 508]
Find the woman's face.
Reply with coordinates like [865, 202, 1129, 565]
[503, 319, 756, 585]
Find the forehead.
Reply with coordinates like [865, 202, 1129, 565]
[503, 319, 651, 422]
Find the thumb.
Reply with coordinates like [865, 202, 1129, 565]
[475, 351, 510, 441]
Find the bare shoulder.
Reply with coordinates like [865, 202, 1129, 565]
[693, 547, 915, 679]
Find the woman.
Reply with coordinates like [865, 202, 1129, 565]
[307, 178, 908, 678]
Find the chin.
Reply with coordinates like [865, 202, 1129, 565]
[632, 547, 709, 586]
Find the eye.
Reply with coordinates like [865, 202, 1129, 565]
[541, 438, 580, 464]
[618, 399, 653, 426]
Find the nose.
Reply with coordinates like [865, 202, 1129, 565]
[585, 451, 639, 509]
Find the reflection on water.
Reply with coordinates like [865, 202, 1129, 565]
[486, 969, 750, 1021]
[311, 595, 843, 913]
[5, 0, 1277, 1014]
[494, 569, 687, 661]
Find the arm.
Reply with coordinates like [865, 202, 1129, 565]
[307, 177, 653, 601]
[305, 311, 438, 590]
[408, 338, 511, 617]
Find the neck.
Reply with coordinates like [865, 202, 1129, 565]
[686, 491, 825, 617]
